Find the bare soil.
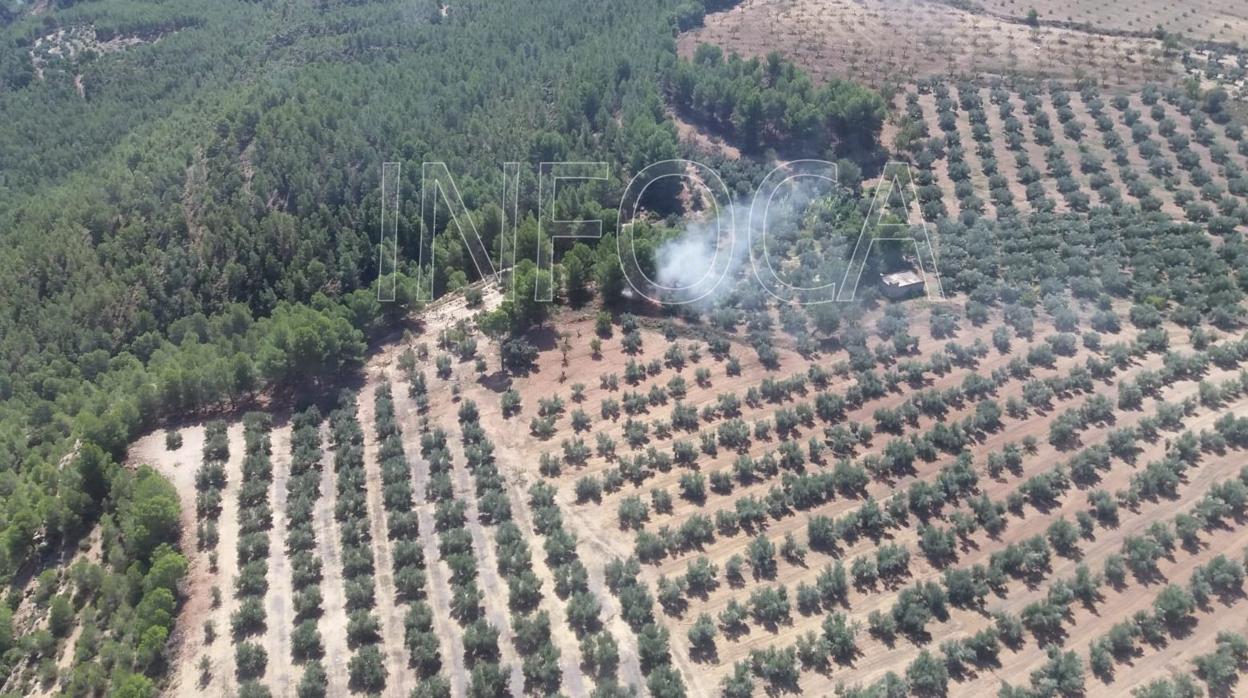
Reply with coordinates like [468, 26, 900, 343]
[129, 278, 1248, 698]
[315, 423, 353, 696]
[390, 383, 470, 696]
[678, 0, 1180, 88]
[263, 423, 296, 697]
[969, 0, 1248, 46]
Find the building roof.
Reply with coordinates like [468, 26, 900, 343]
[882, 270, 924, 287]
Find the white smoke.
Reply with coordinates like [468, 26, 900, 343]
[653, 202, 750, 308]
[653, 177, 827, 308]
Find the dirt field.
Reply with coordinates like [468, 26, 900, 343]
[403, 292, 1248, 696]
[264, 424, 296, 698]
[967, 0, 1248, 45]
[119, 265, 1248, 698]
[356, 379, 420, 697]
[117, 79, 1248, 694]
[678, 0, 1181, 88]
[314, 423, 353, 696]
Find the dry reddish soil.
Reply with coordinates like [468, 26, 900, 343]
[127, 275, 1248, 698]
[389, 382, 470, 697]
[129, 287, 1248, 694]
[401, 297, 1248, 697]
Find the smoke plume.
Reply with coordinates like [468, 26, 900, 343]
[653, 177, 827, 308]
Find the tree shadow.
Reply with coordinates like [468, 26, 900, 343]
[690, 643, 719, 664]
[477, 370, 512, 393]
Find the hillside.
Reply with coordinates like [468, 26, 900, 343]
[4, 0, 1248, 697]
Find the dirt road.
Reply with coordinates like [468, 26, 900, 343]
[264, 423, 295, 696]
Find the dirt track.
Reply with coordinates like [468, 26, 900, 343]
[475, 400, 647, 695]
[126, 424, 208, 696]
[455, 361, 649, 694]
[493, 459, 596, 696]
[263, 423, 295, 696]
[315, 424, 352, 696]
[211, 423, 246, 691]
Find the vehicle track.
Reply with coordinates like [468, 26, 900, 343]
[495, 463, 593, 696]
[563, 501, 683, 696]
[264, 423, 295, 697]
[208, 422, 246, 690]
[460, 375, 648, 696]
[315, 423, 352, 696]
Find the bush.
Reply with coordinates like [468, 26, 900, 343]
[348, 645, 387, 692]
[235, 642, 267, 680]
[1152, 584, 1195, 630]
[906, 649, 948, 697]
[687, 613, 717, 657]
[292, 620, 323, 660]
[297, 662, 329, 698]
[48, 596, 74, 638]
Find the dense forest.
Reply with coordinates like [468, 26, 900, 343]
[1, 0, 667, 567]
[665, 43, 887, 157]
[0, 0, 895, 693]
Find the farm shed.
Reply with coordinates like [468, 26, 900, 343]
[881, 270, 926, 299]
